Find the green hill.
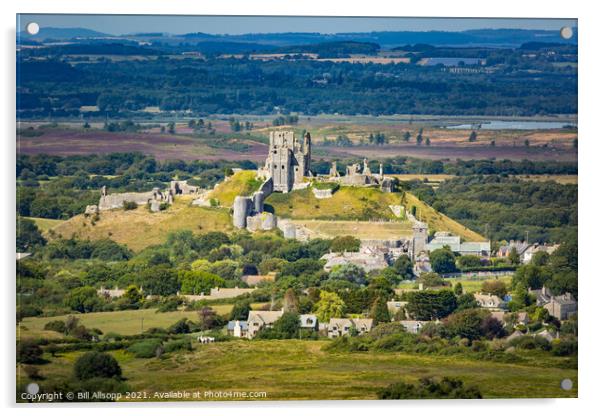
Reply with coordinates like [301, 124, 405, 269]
[265, 185, 486, 242]
[51, 196, 234, 252]
[207, 170, 262, 207]
[46, 172, 485, 252]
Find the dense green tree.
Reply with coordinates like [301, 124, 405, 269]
[481, 280, 507, 298]
[272, 312, 301, 338]
[16, 217, 46, 252]
[74, 351, 122, 380]
[456, 293, 478, 311]
[329, 263, 367, 285]
[315, 291, 345, 322]
[429, 247, 458, 274]
[65, 286, 102, 313]
[179, 270, 225, 295]
[416, 272, 446, 288]
[330, 235, 360, 253]
[139, 266, 180, 296]
[370, 297, 391, 326]
[392, 255, 414, 280]
[405, 290, 457, 321]
[229, 299, 252, 321]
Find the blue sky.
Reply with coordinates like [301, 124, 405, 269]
[17, 15, 577, 36]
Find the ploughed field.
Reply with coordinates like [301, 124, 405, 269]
[17, 119, 577, 163]
[17, 339, 577, 400]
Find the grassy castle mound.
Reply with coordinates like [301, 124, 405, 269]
[45, 170, 485, 252]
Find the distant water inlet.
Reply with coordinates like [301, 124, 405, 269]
[446, 120, 577, 130]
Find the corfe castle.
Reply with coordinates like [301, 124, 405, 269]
[85, 129, 489, 262]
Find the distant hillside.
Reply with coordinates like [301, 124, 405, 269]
[20, 27, 577, 49]
[18, 27, 109, 41]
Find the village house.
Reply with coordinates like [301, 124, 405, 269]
[522, 243, 560, 263]
[400, 320, 429, 334]
[490, 311, 530, 327]
[97, 286, 126, 299]
[227, 320, 249, 338]
[387, 300, 408, 318]
[327, 318, 373, 338]
[229, 311, 319, 339]
[474, 293, 508, 310]
[544, 293, 578, 320]
[299, 314, 319, 331]
[178, 286, 255, 302]
[529, 286, 577, 320]
[425, 231, 491, 256]
[497, 240, 530, 258]
[247, 310, 284, 338]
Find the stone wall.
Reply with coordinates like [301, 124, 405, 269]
[312, 188, 333, 199]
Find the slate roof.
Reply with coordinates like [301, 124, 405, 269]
[227, 320, 249, 330]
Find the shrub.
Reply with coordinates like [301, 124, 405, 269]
[127, 339, 163, 358]
[17, 340, 44, 364]
[156, 297, 181, 313]
[168, 318, 191, 334]
[163, 339, 192, 353]
[44, 320, 66, 334]
[378, 377, 482, 399]
[551, 339, 578, 356]
[16, 305, 42, 321]
[73, 351, 122, 380]
[23, 365, 44, 380]
[509, 335, 550, 351]
[122, 201, 138, 210]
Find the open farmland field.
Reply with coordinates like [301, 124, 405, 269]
[17, 127, 268, 162]
[318, 143, 577, 162]
[18, 339, 577, 400]
[514, 174, 578, 185]
[51, 197, 235, 252]
[291, 219, 414, 240]
[18, 305, 265, 340]
[397, 275, 513, 293]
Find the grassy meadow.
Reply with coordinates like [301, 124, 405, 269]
[207, 170, 263, 207]
[18, 339, 577, 401]
[291, 219, 414, 240]
[18, 304, 265, 340]
[397, 275, 514, 293]
[265, 186, 402, 221]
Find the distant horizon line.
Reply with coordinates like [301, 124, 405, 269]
[21, 25, 578, 38]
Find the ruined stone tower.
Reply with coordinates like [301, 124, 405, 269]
[265, 130, 311, 192]
[411, 222, 429, 259]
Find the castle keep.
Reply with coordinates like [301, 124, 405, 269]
[263, 130, 312, 193]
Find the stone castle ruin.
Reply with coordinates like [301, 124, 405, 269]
[232, 177, 276, 231]
[232, 130, 397, 232]
[259, 130, 312, 193]
[92, 180, 200, 213]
